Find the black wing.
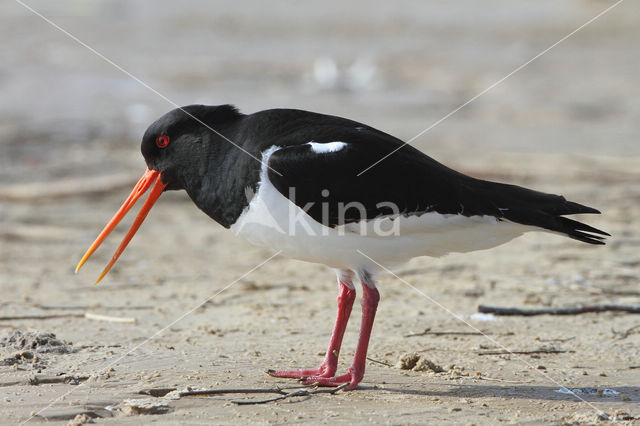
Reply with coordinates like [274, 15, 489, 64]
[267, 130, 608, 245]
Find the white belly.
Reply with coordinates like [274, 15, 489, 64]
[230, 148, 534, 271]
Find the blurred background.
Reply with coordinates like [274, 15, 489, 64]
[1, 0, 639, 188]
[0, 1, 639, 422]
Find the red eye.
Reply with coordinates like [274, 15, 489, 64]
[155, 135, 170, 148]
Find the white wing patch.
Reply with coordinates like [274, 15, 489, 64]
[307, 141, 347, 154]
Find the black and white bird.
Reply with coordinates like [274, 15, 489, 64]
[76, 105, 608, 389]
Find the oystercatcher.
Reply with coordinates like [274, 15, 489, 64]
[76, 105, 608, 389]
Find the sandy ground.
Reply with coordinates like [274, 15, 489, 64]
[1, 1, 639, 424]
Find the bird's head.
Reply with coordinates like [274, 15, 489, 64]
[75, 104, 243, 284]
[141, 104, 243, 190]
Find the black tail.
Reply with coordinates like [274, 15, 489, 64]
[475, 181, 610, 245]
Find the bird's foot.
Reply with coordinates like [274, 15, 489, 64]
[300, 367, 362, 390]
[266, 362, 336, 380]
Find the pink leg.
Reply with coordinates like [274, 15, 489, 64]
[302, 277, 380, 390]
[267, 277, 356, 379]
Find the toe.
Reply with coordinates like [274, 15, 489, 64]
[267, 367, 322, 379]
[302, 372, 352, 387]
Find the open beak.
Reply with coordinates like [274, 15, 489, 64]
[75, 168, 167, 285]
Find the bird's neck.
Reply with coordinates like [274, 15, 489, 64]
[182, 139, 262, 229]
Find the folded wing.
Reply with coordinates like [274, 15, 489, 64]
[267, 132, 608, 245]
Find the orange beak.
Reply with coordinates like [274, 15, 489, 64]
[75, 168, 167, 285]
